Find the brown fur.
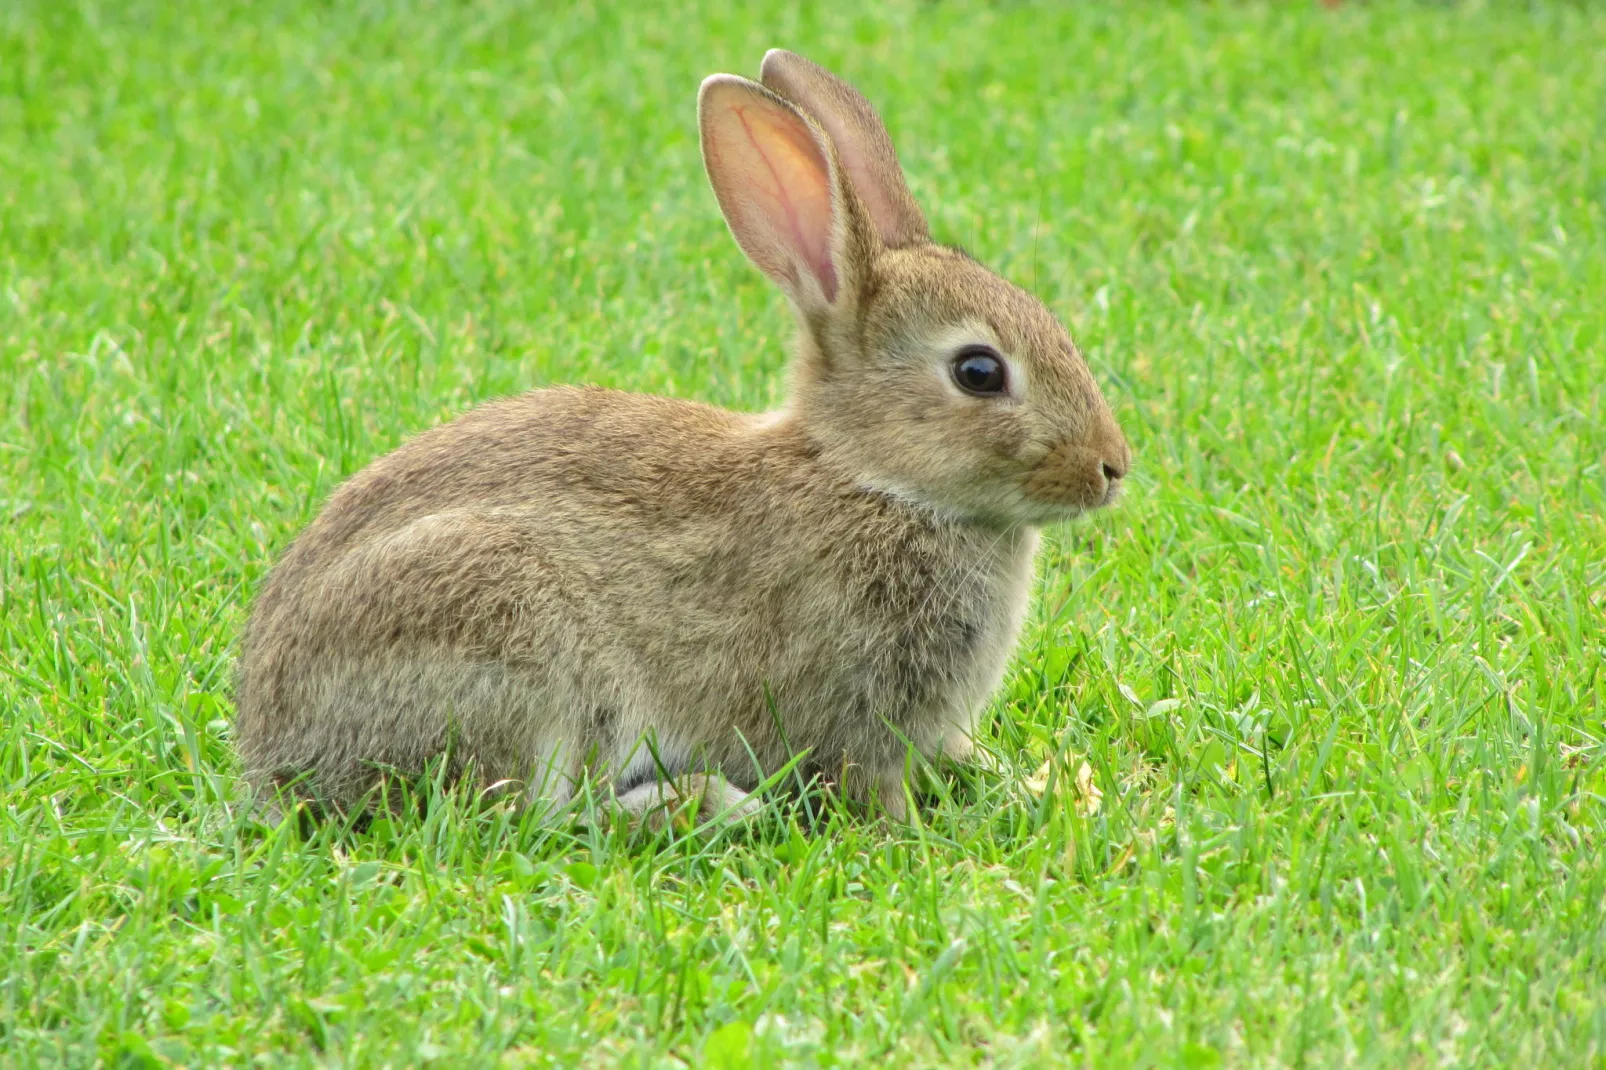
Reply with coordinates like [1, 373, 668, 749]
[234, 52, 1129, 822]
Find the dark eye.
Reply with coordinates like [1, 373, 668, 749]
[951, 346, 1007, 396]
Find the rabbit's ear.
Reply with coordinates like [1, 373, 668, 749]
[760, 50, 928, 249]
[699, 75, 871, 312]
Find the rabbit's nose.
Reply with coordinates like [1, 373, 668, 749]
[1098, 424, 1131, 483]
[1094, 424, 1130, 504]
[1024, 441, 1119, 511]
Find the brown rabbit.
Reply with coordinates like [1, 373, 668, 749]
[234, 50, 1130, 823]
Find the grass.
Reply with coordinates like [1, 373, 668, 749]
[3, 0, 1604, 1065]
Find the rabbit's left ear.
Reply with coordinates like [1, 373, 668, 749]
[699, 74, 874, 315]
[760, 49, 929, 249]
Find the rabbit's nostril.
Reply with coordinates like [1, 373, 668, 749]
[1101, 461, 1124, 483]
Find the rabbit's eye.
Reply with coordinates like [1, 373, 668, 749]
[951, 346, 1007, 396]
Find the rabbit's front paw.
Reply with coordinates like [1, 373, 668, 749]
[615, 773, 761, 831]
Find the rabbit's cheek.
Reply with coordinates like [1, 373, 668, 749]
[937, 406, 1028, 477]
[980, 414, 1031, 460]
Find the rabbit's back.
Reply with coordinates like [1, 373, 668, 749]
[236, 387, 1037, 809]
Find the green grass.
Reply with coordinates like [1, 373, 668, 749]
[3, 0, 1604, 1065]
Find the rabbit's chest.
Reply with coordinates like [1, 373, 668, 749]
[631, 507, 1038, 733]
[805, 526, 1040, 720]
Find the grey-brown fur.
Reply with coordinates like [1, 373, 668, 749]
[235, 51, 1129, 822]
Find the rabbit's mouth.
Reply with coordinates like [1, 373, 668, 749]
[1019, 441, 1125, 516]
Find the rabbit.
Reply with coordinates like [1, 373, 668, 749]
[234, 49, 1130, 825]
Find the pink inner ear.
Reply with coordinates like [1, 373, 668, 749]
[718, 101, 838, 303]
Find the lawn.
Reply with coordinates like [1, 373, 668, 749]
[3, 0, 1604, 1065]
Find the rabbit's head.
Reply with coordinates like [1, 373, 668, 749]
[700, 51, 1129, 527]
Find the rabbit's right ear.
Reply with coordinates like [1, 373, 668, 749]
[760, 50, 928, 250]
[699, 75, 872, 315]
